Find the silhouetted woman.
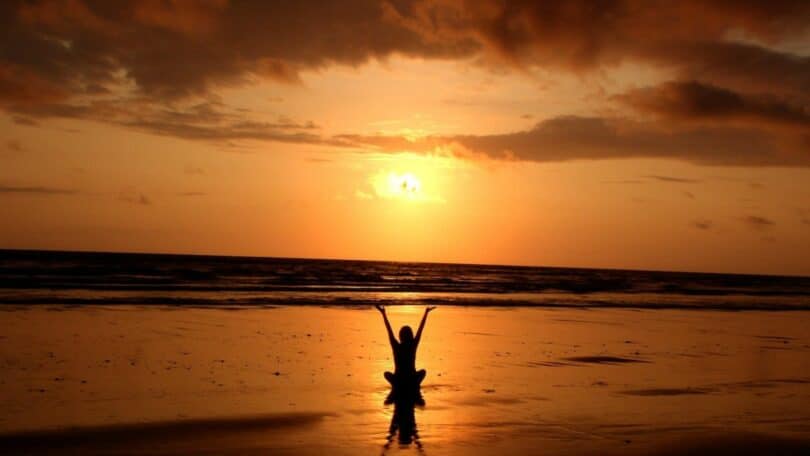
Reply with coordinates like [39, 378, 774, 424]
[375, 305, 435, 390]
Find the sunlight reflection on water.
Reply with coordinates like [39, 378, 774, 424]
[2, 306, 810, 455]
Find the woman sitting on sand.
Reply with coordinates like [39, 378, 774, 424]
[375, 305, 435, 390]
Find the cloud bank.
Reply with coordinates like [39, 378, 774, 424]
[2, 0, 809, 166]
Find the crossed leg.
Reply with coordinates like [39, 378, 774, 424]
[384, 370, 427, 386]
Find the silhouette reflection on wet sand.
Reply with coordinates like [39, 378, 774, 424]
[383, 389, 425, 451]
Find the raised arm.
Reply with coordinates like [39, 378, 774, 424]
[375, 305, 397, 347]
[414, 306, 436, 346]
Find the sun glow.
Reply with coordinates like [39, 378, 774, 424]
[368, 170, 435, 202]
[360, 153, 457, 204]
[389, 172, 422, 197]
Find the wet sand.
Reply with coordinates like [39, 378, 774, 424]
[1, 306, 809, 454]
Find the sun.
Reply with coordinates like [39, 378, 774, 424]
[368, 170, 425, 201]
[389, 172, 422, 197]
[364, 154, 453, 204]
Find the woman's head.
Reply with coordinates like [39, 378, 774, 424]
[399, 325, 414, 343]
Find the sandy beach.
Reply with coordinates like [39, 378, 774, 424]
[1, 305, 809, 455]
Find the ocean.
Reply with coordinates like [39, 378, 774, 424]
[2, 249, 809, 309]
[2, 249, 810, 454]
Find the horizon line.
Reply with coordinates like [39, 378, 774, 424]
[1, 247, 807, 280]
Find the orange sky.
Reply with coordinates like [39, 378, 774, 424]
[1, 1, 810, 275]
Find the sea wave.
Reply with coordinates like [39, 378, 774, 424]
[2, 249, 810, 310]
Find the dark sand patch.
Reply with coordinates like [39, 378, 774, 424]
[459, 331, 500, 337]
[759, 345, 795, 351]
[635, 432, 810, 456]
[719, 378, 810, 390]
[620, 387, 717, 396]
[0, 412, 332, 454]
[528, 361, 575, 367]
[563, 355, 649, 364]
[755, 335, 795, 342]
[552, 318, 623, 326]
[620, 377, 810, 398]
[450, 395, 527, 407]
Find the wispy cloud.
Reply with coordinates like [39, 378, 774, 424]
[184, 165, 205, 176]
[341, 116, 807, 166]
[11, 116, 39, 126]
[643, 175, 702, 184]
[799, 209, 810, 226]
[692, 219, 713, 230]
[602, 179, 644, 185]
[306, 157, 333, 164]
[117, 190, 151, 206]
[0, 184, 77, 195]
[6, 140, 23, 152]
[740, 215, 775, 231]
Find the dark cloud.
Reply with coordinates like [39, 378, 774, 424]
[125, 118, 327, 144]
[341, 116, 809, 166]
[741, 215, 776, 231]
[3, 1, 808, 105]
[0, 184, 77, 194]
[651, 40, 810, 101]
[11, 98, 335, 146]
[0, 0, 478, 107]
[457, 2, 810, 97]
[619, 81, 810, 130]
[2, 0, 810, 166]
[13, 92, 807, 166]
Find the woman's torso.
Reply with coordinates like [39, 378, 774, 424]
[393, 342, 416, 374]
